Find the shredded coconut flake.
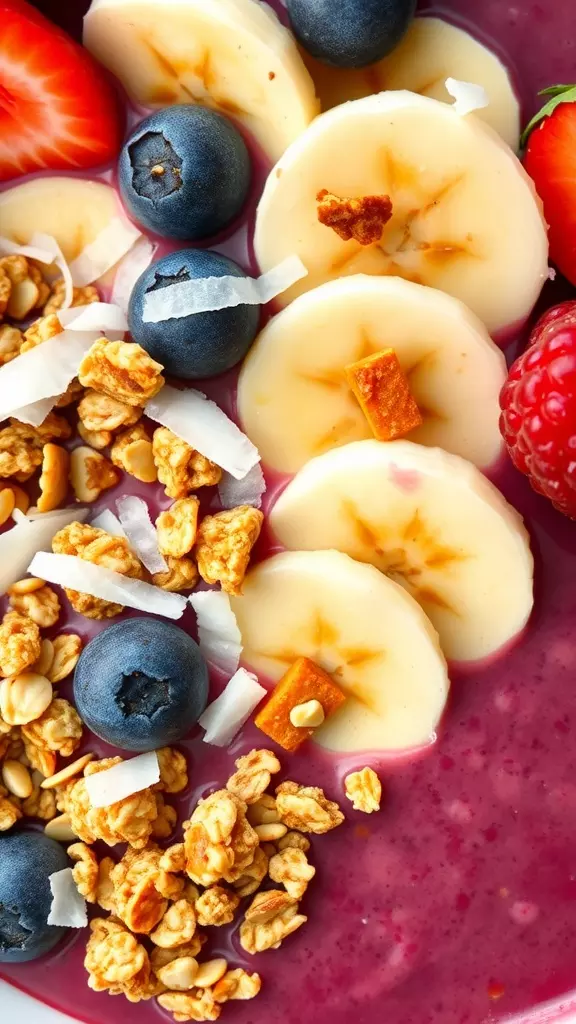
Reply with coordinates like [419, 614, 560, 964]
[111, 236, 156, 313]
[69, 216, 142, 287]
[445, 78, 489, 116]
[58, 302, 128, 334]
[190, 590, 242, 675]
[47, 868, 88, 928]
[0, 508, 87, 596]
[0, 236, 58, 264]
[27, 551, 187, 620]
[116, 495, 167, 574]
[199, 668, 267, 747]
[142, 255, 308, 323]
[10, 397, 58, 428]
[146, 385, 260, 480]
[85, 751, 160, 809]
[218, 463, 266, 509]
[0, 330, 99, 421]
[90, 508, 126, 537]
[32, 232, 73, 310]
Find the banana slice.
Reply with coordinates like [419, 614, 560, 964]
[84, 0, 319, 162]
[0, 177, 120, 264]
[231, 549, 449, 754]
[254, 91, 548, 334]
[238, 274, 507, 473]
[270, 440, 534, 663]
[302, 17, 520, 150]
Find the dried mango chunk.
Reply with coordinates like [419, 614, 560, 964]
[255, 657, 346, 752]
[345, 348, 422, 441]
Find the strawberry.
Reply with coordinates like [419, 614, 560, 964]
[0, 0, 122, 182]
[523, 84, 576, 288]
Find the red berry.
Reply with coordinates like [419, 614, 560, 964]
[500, 306, 576, 518]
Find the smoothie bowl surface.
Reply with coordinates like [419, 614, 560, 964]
[0, 1, 576, 1023]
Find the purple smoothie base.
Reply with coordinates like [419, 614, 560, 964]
[2, 1, 576, 1022]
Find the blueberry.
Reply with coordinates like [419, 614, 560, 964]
[128, 248, 260, 379]
[286, 0, 417, 68]
[73, 618, 209, 751]
[118, 104, 251, 240]
[0, 831, 69, 962]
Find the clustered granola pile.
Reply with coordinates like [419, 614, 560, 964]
[61, 747, 348, 1022]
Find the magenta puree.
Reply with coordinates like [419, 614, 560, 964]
[2, 1, 576, 1022]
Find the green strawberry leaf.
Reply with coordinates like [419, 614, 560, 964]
[521, 84, 576, 148]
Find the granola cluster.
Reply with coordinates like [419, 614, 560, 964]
[152, 427, 222, 498]
[52, 522, 145, 619]
[79, 747, 343, 1022]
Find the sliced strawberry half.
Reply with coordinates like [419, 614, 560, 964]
[0, 0, 122, 182]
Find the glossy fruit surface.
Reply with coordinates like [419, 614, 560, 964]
[0, 831, 68, 962]
[73, 617, 209, 751]
[286, 0, 417, 68]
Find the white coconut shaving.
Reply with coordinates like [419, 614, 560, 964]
[218, 463, 266, 509]
[0, 236, 58, 264]
[69, 216, 142, 287]
[10, 397, 58, 428]
[58, 302, 128, 334]
[111, 236, 156, 314]
[90, 508, 126, 537]
[116, 495, 167, 574]
[146, 386, 260, 481]
[85, 751, 160, 808]
[27, 552, 187, 619]
[0, 507, 87, 596]
[199, 668, 267, 747]
[0, 331, 98, 422]
[142, 255, 307, 323]
[445, 78, 489, 117]
[47, 868, 88, 928]
[190, 590, 243, 675]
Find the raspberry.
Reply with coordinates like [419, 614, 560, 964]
[499, 309, 576, 518]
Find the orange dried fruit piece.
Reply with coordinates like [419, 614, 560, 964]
[255, 656, 346, 752]
[345, 348, 422, 442]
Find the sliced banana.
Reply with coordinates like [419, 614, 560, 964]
[231, 549, 449, 754]
[0, 177, 120, 264]
[270, 440, 534, 663]
[84, 0, 319, 161]
[302, 17, 520, 150]
[238, 274, 507, 473]
[254, 91, 548, 334]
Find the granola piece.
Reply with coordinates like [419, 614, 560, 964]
[0, 428, 43, 480]
[20, 313, 62, 353]
[255, 657, 346, 753]
[194, 959, 228, 988]
[246, 794, 280, 827]
[157, 498, 200, 558]
[85, 917, 149, 992]
[22, 774, 57, 819]
[153, 427, 221, 499]
[183, 823, 234, 889]
[152, 792, 178, 839]
[226, 748, 281, 805]
[54, 378, 84, 409]
[22, 736, 56, 778]
[316, 189, 393, 244]
[213, 969, 261, 1003]
[151, 937, 207, 974]
[9, 585, 60, 629]
[239, 890, 307, 954]
[110, 423, 157, 482]
[77, 422, 113, 450]
[0, 265, 11, 316]
[157, 990, 220, 1022]
[0, 787, 22, 831]
[21, 698, 83, 757]
[156, 747, 188, 794]
[150, 899, 197, 949]
[0, 254, 28, 285]
[155, 956, 199, 992]
[192, 789, 239, 845]
[48, 634, 83, 683]
[121, 964, 165, 1003]
[153, 555, 198, 593]
[52, 521, 144, 619]
[8, 412, 72, 446]
[195, 886, 240, 927]
[277, 831, 311, 854]
[231, 845, 269, 898]
[0, 611, 42, 677]
[111, 846, 170, 933]
[27, 263, 51, 310]
[37, 443, 70, 513]
[70, 445, 120, 503]
[275, 781, 344, 834]
[68, 842, 99, 902]
[0, 324, 23, 365]
[44, 280, 99, 316]
[64, 757, 159, 848]
[195, 506, 263, 596]
[95, 857, 117, 912]
[160, 843, 187, 874]
[268, 847, 316, 899]
[222, 807, 260, 885]
[0, 669, 52, 727]
[78, 338, 164, 406]
[78, 389, 142, 433]
[1, 256, 40, 320]
[344, 766, 382, 813]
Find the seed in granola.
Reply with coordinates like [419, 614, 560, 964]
[41, 753, 95, 790]
[44, 813, 78, 842]
[70, 445, 120, 503]
[2, 758, 33, 799]
[0, 672, 53, 726]
[344, 766, 382, 813]
[48, 634, 83, 683]
[254, 822, 287, 842]
[194, 958, 228, 988]
[155, 956, 199, 991]
[37, 443, 69, 513]
[0, 487, 15, 525]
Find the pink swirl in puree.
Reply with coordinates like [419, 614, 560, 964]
[2, 1, 576, 1022]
